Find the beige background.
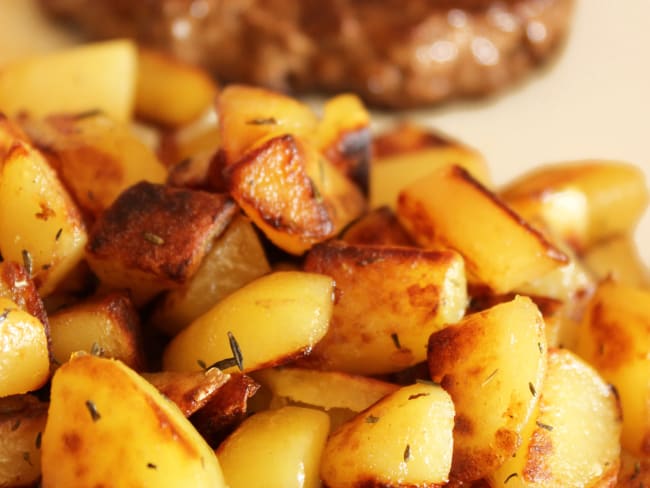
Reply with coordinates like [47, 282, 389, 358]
[1, 0, 648, 265]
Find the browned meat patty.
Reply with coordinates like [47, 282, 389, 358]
[40, 0, 574, 108]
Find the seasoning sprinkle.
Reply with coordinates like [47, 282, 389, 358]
[535, 421, 553, 431]
[365, 415, 380, 424]
[408, 393, 430, 400]
[197, 359, 207, 370]
[55, 228, 63, 241]
[22, 249, 33, 277]
[11, 419, 21, 431]
[0, 308, 11, 322]
[73, 108, 103, 120]
[538, 342, 543, 354]
[504, 473, 518, 484]
[529, 382, 537, 397]
[246, 117, 277, 125]
[403, 444, 411, 462]
[390, 332, 401, 349]
[22, 452, 32, 466]
[35, 431, 42, 449]
[143, 232, 165, 245]
[147, 462, 157, 470]
[85, 400, 101, 422]
[482, 368, 499, 387]
[228, 331, 244, 371]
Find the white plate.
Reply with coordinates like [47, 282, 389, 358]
[1, 0, 648, 265]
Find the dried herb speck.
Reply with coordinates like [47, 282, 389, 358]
[504, 472, 518, 484]
[365, 415, 380, 424]
[403, 444, 411, 462]
[529, 382, 537, 397]
[0, 308, 11, 323]
[35, 431, 42, 449]
[147, 462, 157, 470]
[538, 342, 543, 354]
[55, 228, 63, 241]
[197, 359, 207, 370]
[482, 368, 499, 386]
[85, 400, 101, 422]
[11, 419, 21, 431]
[228, 331, 244, 371]
[23, 452, 32, 466]
[408, 393, 430, 400]
[246, 117, 277, 125]
[390, 332, 401, 349]
[536, 421, 554, 431]
[22, 249, 33, 277]
[143, 232, 165, 246]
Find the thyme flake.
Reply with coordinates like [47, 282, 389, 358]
[85, 400, 101, 422]
[535, 421, 554, 431]
[365, 415, 380, 424]
[22, 452, 32, 466]
[147, 462, 157, 470]
[408, 393, 430, 400]
[390, 332, 401, 350]
[228, 331, 244, 371]
[403, 444, 411, 462]
[504, 473, 518, 484]
[143, 232, 165, 246]
[55, 228, 63, 241]
[529, 382, 537, 397]
[35, 431, 42, 449]
[22, 249, 33, 277]
[246, 117, 277, 125]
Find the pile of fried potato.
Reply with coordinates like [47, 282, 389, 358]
[0, 39, 649, 488]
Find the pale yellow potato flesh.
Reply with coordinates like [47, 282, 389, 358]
[0, 297, 49, 397]
[490, 349, 621, 487]
[163, 271, 334, 373]
[217, 406, 330, 488]
[581, 234, 650, 287]
[397, 164, 567, 294]
[574, 280, 650, 457]
[428, 295, 548, 482]
[0, 142, 87, 296]
[41, 354, 227, 488]
[0, 39, 137, 122]
[320, 383, 455, 487]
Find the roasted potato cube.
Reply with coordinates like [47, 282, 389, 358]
[226, 134, 365, 255]
[0, 297, 50, 397]
[163, 271, 334, 374]
[191, 373, 260, 446]
[581, 234, 650, 287]
[371, 122, 490, 209]
[41, 354, 227, 487]
[428, 296, 547, 482]
[0, 141, 87, 296]
[217, 406, 330, 488]
[151, 215, 271, 336]
[142, 368, 230, 417]
[500, 160, 649, 251]
[302, 241, 467, 374]
[398, 165, 567, 294]
[321, 383, 455, 488]
[86, 182, 236, 305]
[253, 367, 398, 429]
[0, 394, 48, 487]
[217, 84, 318, 165]
[340, 206, 415, 246]
[49, 291, 144, 370]
[23, 112, 167, 219]
[313, 93, 371, 192]
[135, 47, 218, 127]
[490, 349, 621, 487]
[0, 40, 137, 121]
[574, 280, 650, 457]
[0, 260, 49, 327]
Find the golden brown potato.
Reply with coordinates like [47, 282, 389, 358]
[0, 394, 48, 488]
[217, 406, 330, 488]
[371, 122, 490, 209]
[86, 182, 237, 305]
[151, 214, 271, 336]
[41, 354, 227, 488]
[617, 451, 650, 488]
[490, 349, 621, 487]
[142, 368, 230, 417]
[340, 206, 415, 246]
[428, 296, 547, 482]
[500, 160, 649, 251]
[320, 383, 455, 488]
[217, 84, 318, 165]
[49, 291, 145, 370]
[226, 134, 366, 255]
[581, 234, 650, 287]
[397, 164, 567, 294]
[0, 297, 50, 397]
[136, 47, 218, 127]
[0, 141, 87, 296]
[0, 40, 137, 122]
[0, 260, 49, 328]
[574, 280, 650, 457]
[163, 271, 334, 374]
[302, 241, 467, 374]
[22, 111, 167, 219]
[313, 93, 371, 192]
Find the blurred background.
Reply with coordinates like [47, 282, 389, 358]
[1, 0, 648, 264]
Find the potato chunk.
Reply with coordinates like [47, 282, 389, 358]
[574, 280, 650, 457]
[0, 297, 50, 396]
[0, 142, 87, 296]
[320, 383, 455, 487]
[163, 271, 334, 374]
[398, 165, 567, 294]
[217, 406, 329, 488]
[302, 241, 467, 374]
[427, 296, 547, 482]
[49, 291, 144, 370]
[0, 260, 49, 327]
[0, 39, 137, 121]
[41, 354, 227, 488]
[86, 182, 236, 304]
[490, 349, 621, 487]
[500, 160, 649, 251]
